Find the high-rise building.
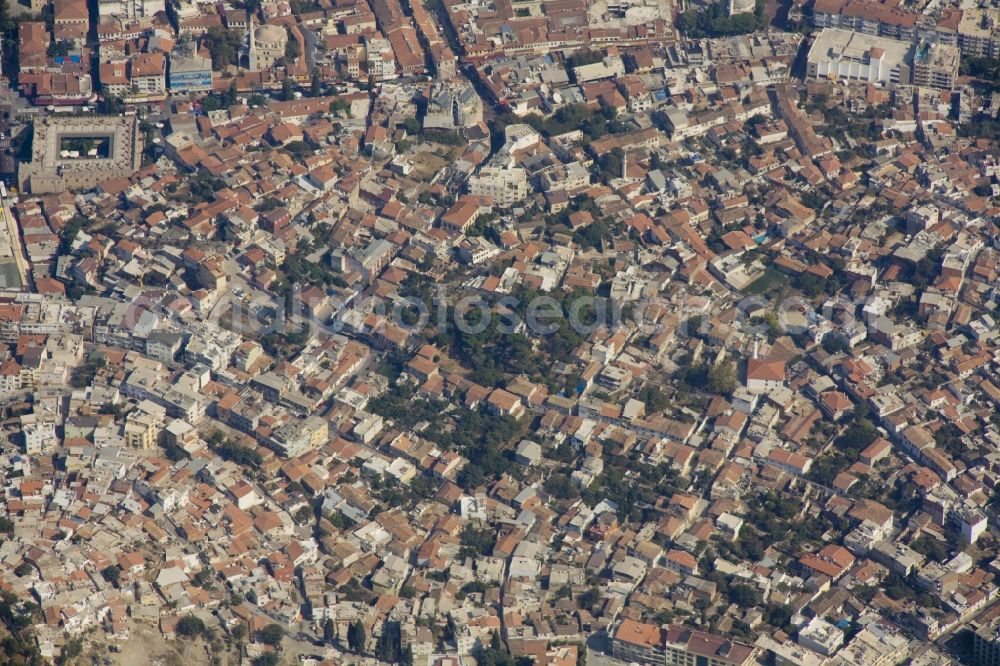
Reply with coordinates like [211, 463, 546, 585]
[468, 167, 528, 207]
[957, 8, 999, 57]
[975, 621, 1000, 666]
[910, 40, 960, 90]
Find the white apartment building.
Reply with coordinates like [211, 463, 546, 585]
[807, 28, 910, 85]
[468, 167, 528, 207]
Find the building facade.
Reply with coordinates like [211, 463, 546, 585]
[910, 40, 960, 89]
[612, 620, 757, 666]
[468, 167, 528, 207]
[249, 22, 287, 70]
[806, 29, 910, 85]
[169, 44, 213, 92]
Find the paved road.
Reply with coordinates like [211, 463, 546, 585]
[587, 651, 631, 666]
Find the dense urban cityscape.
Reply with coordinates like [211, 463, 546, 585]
[1, 0, 1000, 662]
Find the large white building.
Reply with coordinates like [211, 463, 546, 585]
[269, 415, 327, 458]
[22, 420, 56, 455]
[468, 167, 528, 207]
[806, 28, 910, 85]
[807, 28, 961, 90]
[798, 618, 845, 656]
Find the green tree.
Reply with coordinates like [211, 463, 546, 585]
[192, 568, 215, 589]
[402, 117, 421, 135]
[56, 637, 83, 665]
[224, 80, 238, 107]
[258, 623, 284, 647]
[101, 565, 121, 584]
[281, 78, 294, 101]
[766, 603, 793, 630]
[474, 636, 521, 666]
[376, 621, 401, 663]
[911, 534, 949, 563]
[203, 27, 243, 69]
[678, 0, 766, 38]
[822, 332, 851, 355]
[0, 0, 11, 32]
[330, 97, 351, 116]
[176, 615, 206, 638]
[577, 587, 601, 612]
[347, 619, 366, 653]
[46, 39, 71, 57]
[596, 148, 624, 183]
[960, 55, 1000, 91]
[97, 90, 125, 114]
[836, 419, 876, 455]
[458, 525, 496, 559]
[565, 50, 604, 69]
[572, 217, 611, 250]
[213, 441, 262, 467]
[285, 29, 300, 61]
[635, 385, 668, 413]
[544, 473, 578, 500]
[707, 360, 737, 395]
[726, 583, 762, 608]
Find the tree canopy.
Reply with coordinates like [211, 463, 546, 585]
[678, 0, 767, 37]
[203, 27, 243, 69]
[258, 623, 284, 647]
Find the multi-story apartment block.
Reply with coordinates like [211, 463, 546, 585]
[812, 0, 917, 41]
[958, 8, 1000, 58]
[129, 53, 165, 97]
[911, 40, 959, 89]
[468, 167, 528, 207]
[613, 620, 757, 666]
